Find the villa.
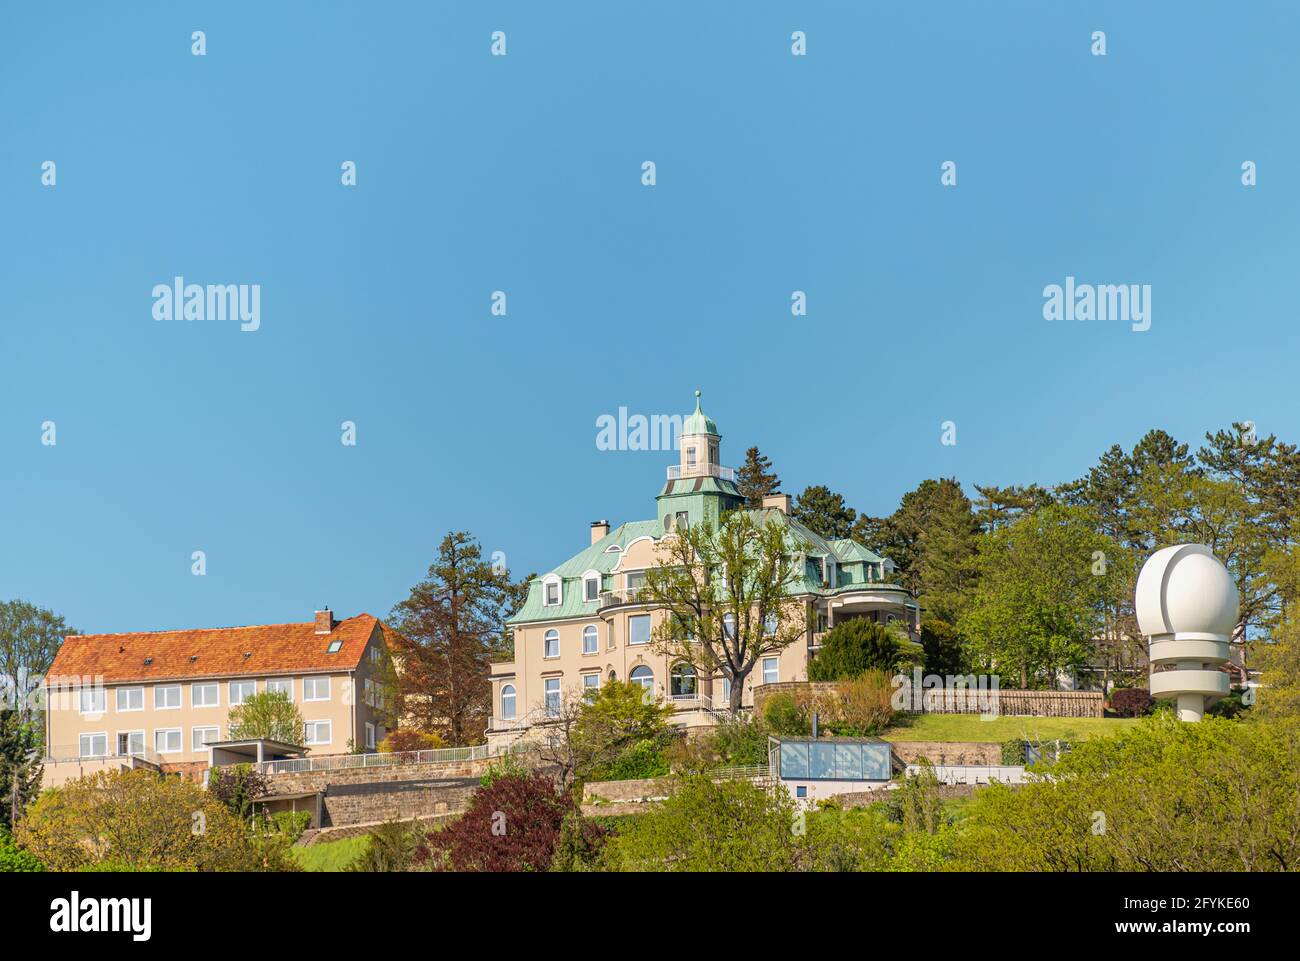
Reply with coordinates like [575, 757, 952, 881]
[487, 393, 919, 750]
[41, 608, 393, 787]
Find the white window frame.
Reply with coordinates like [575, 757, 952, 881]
[628, 614, 651, 646]
[762, 657, 779, 685]
[303, 719, 332, 746]
[154, 684, 181, 710]
[500, 684, 516, 720]
[192, 682, 219, 708]
[266, 678, 293, 700]
[582, 673, 600, 700]
[229, 680, 256, 706]
[723, 613, 736, 640]
[116, 687, 144, 713]
[582, 625, 599, 654]
[303, 676, 331, 702]
[543, 629, 560, 659]
[365, 721, 376, 750]
[629, 665, 654, 692]
[544, 678, 561, 718]
[79, 687, 106, 715]
[326, 639, 343, 653]
[542, 575, 562, 607]
[154, 727, 183, 754]
[192, 726, 219, 752]
[116, 730, 144, 756]
[79, 732, 108, 758]
[583, 572, 601, 602]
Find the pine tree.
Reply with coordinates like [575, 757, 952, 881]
[791, 486, 857, 540]
[736, 447, 781, 509]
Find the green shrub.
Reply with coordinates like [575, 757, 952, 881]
[808, 620, 900, 680]
[267, 810, 312, 842]
[0, 828, 42, 872]
[479, 754, 530, 788]
[1001, 739, 1026, 765]
[590, 740, 668, 781]
[762, 692, 809, 736]
[347, 820, 421, 872]
[827, 671, 895, 735]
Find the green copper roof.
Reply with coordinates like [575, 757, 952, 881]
[831, 539, 885, 564]
[681, 390, 718, 436]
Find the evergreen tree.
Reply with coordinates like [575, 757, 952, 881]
[792, 485, 857, 540]
[0, 709, 42, 831]
[389, 532, 530, 745]
[735, 446, 781, 509]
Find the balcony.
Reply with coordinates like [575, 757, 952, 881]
[666, 464, 736, 482]
[598, 587, 654, 611]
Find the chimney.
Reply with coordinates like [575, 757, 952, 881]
[314, 608, 335, 635]
[591, 520, 610, 544]
[762, 493, 791, 515]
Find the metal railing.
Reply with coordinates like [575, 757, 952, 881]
[44, 745, 163, 765]
[252, 742, 531, 776]
[598, 587, 653, 610]
[666, 464, 736, 481]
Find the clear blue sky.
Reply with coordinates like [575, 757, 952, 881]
[4, 2, 1299, 635]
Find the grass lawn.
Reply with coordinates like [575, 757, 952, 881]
[290, 835, 370, 872]
[880, 713, 1140, 743]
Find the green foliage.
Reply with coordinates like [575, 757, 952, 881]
[736, 446, 781, 509]
[666, 714, 771, 772]
[1206, 688, 1251, 719]
[792, 485, 857, 540]
[17, 768, 296, 872]
[808, 619, 900, 680]
[761, 692, 809, 736]
[347, 819, 421, 872]
[378, 729, 446, 753]
[549, 810, 609, 872]
[949, 715, 1300, 871]
[0, 826, 42, 872]
[479, 754, 530, 788]
[227, 690, 304, 745]
[206, 763, 270, 820]
[960, 503, 1120, 688]
[920, 619, 966, 676]
[824, 671, 896, 736]
[291, 835, 369, 872]
[587, 740, 669, 782]
[1001, 739, 1026, 765]
[266, 810, 312, 842]
[571, 679, 675, 782]
[0, 708, 42, 831]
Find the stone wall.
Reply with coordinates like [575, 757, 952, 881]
[582, 776, 674, 805]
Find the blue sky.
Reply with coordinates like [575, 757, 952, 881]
[4, 2, 1299, 635]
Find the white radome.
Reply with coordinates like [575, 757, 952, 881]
[1135, 544, 1238, 640]
[1135, 544, 1237, 722]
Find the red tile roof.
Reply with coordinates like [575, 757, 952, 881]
[46, 613, 385, 685]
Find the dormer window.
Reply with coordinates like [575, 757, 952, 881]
[543, 575, 562, 607]
[583, 573, 600, 602]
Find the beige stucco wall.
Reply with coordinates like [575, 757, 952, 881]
[45, 625, 391, 769]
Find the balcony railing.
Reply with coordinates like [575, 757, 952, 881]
[44, 746, 163, 766]
[666, 464, 736, 482]
[598, 587, 653, 610]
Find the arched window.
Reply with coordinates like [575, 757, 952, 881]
[630, 665, 654, 692]
[670, 662, 697, 697]
[544, 629, 559, 658]
[582, 625, 598, 654]
[500, 684, 516, 721]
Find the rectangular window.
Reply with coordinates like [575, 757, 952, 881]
[79, 733, 107, 758]
[628, 614, 651, 645]
[796, 785, 808, 799]
[80, 687, 106, 715]
[116, 731, 144, 756]
[762, 657, 779, 685]
[326, 640, 343, 653]
[266, 678, 293, 700]
[229, 680, 256, 706]
[303, 677, 330, 702]
[544, 632, 560, 658]
[303, 720, 331, 746]
[582, 673, 600, 700]
[154, 685, 181, 710]
[192, 726, 219, 751]
[721, 676, 732, 702]
[545, 581, 560, 605]
[116, 687, 143, 712]
[544, 678, 561, 718]
[686, 447, 697, 466]
[365, 722, 376, 750]
[154, 728, 182, 754]
[192, 683, 219, 708]
[625, 570, 646, 593]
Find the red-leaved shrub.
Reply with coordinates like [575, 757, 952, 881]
[1109, 688, 1155, 718]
